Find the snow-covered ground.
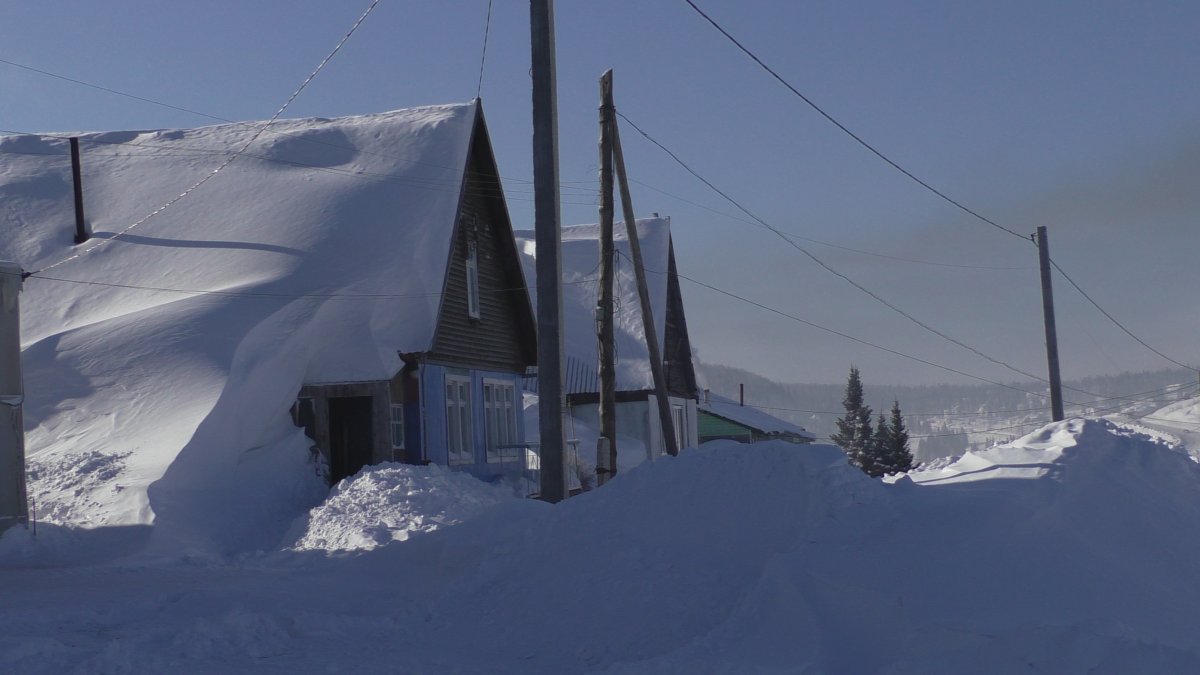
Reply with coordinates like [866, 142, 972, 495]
[4, 416, 1200, 673]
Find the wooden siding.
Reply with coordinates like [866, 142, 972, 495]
[663, 239, 698, 399]
[429, 116, 535, 373]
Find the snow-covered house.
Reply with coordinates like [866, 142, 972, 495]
[517, 218, 699, 469]
[0, 101, 534, 549]
[697, 391, 816, 445]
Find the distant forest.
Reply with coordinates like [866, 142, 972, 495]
[696, 363, 1195, 461]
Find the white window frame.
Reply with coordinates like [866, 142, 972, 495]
[390, 404, 405, 452]
[445, 374, 473, 464]
[483, 378, 518, 463]
[466, 240, 481, 320]
[671, 402, 687, 453]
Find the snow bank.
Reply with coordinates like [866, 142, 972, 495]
[288, 462, 517, 552]
[4, 419, 1200, 672]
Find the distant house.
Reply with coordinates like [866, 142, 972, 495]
[517, 217, 699, 468]
[293, 103, 537, 484]
[697, 390, 816, 445]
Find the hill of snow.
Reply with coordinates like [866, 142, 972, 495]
[3, 418, 1200, 672]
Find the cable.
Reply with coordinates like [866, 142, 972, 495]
[680, 0, 1029, 243]
[1050, 258, 1197, 373]
[476, 0, 494, 100]
[0, 130, 601, 207]
[613, 250, 1052, 398]
[14, 269, 592, 302]
[681, 0, 1198, 378]
[25, 0, 383, 279]
[629, 177, 1032, 271]
[0, 56, 551, 190]
[616, 110, 1052, 387]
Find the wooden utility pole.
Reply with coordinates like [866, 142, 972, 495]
[596, 70, 617, 485]
[0, 261, 27, 534]
[610, 106, 679, 457]
[69, 138, 89, 244]
[1035, 226, 1065, 422]
[530, 0, 567, 501]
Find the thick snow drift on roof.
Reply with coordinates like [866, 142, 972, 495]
[699, 390, 815, 439]
[4, 418, 1200, 672]
[1, 103, 477, 552]
[516, 217, 671, 392]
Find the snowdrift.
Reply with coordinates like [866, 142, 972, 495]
[4, 418, 1200, 672]
[1, 104, 478, 554]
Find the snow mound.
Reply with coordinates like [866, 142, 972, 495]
[289, 463, 517, 552]
[5, 420, 1200, 672]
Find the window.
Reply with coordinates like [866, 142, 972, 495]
[390, 404, 405, 451]
[445, 374, 473, 464]
[671, 403, 687, 451]
[466, 240, 481, 320]
[483, 379, 518, 462]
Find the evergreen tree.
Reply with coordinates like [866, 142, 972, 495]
[830, 366, 874, 471]
[884, 400, 914, 474]
[861, 412, 890, 477]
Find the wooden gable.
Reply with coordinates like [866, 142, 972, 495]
[663, 238, 698, 399]
[428, 105, 537, 372]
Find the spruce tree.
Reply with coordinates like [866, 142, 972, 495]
[885, 400, 914, 474]
[863, 412, 890, 477]
[830, 366, 873, 472]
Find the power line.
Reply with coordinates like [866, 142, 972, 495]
[0, 52, 564, 192]
[616, 110, 1053, 387]
[26, 0, 383, 279]
[630, 177, 1031, 271]
[12, 269, 591, 302]
[679, 1, 1198, 378]
[680, 0, 1029, 243]
[615, 251, 1053, 398]
[1050, 258, 1197, 373]
[476, 0, 494, 100]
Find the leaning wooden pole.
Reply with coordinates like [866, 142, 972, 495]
[1035, 226, 1065, 422]
[530, 0, 566, 501]
[596, 70, 618, 484]
[610, 109, 679, 457]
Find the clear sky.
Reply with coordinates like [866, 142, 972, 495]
[3, 1, 1198, 385]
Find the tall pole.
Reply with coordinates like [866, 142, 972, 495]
[69, 137, 89, 244]
[1036, 226, 1065, 422]
[0, 261, 27, 533]
[596, 70, 618, 485]
[610, 112, 679, 457]
[530, 0, 566, 502]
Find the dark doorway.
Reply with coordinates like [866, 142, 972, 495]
[328, 396, 375, 484]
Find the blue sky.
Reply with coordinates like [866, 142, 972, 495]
[3, 1, 1198, 386]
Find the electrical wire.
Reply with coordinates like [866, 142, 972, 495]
[26, 0, 383, 279]
[1050, 258, 1198, 373]
[475, 0, 494, 100]
[680, 0, 1029, 243]
[616, 110, 1054, 387]
[629, 177, 1032, 271]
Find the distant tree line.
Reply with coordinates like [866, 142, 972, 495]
[829, 366, 914, 477]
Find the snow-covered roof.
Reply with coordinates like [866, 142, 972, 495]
[698, 392, 816, 440]
[1, 103, 489, 548]
[515, 217, 673, 392]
